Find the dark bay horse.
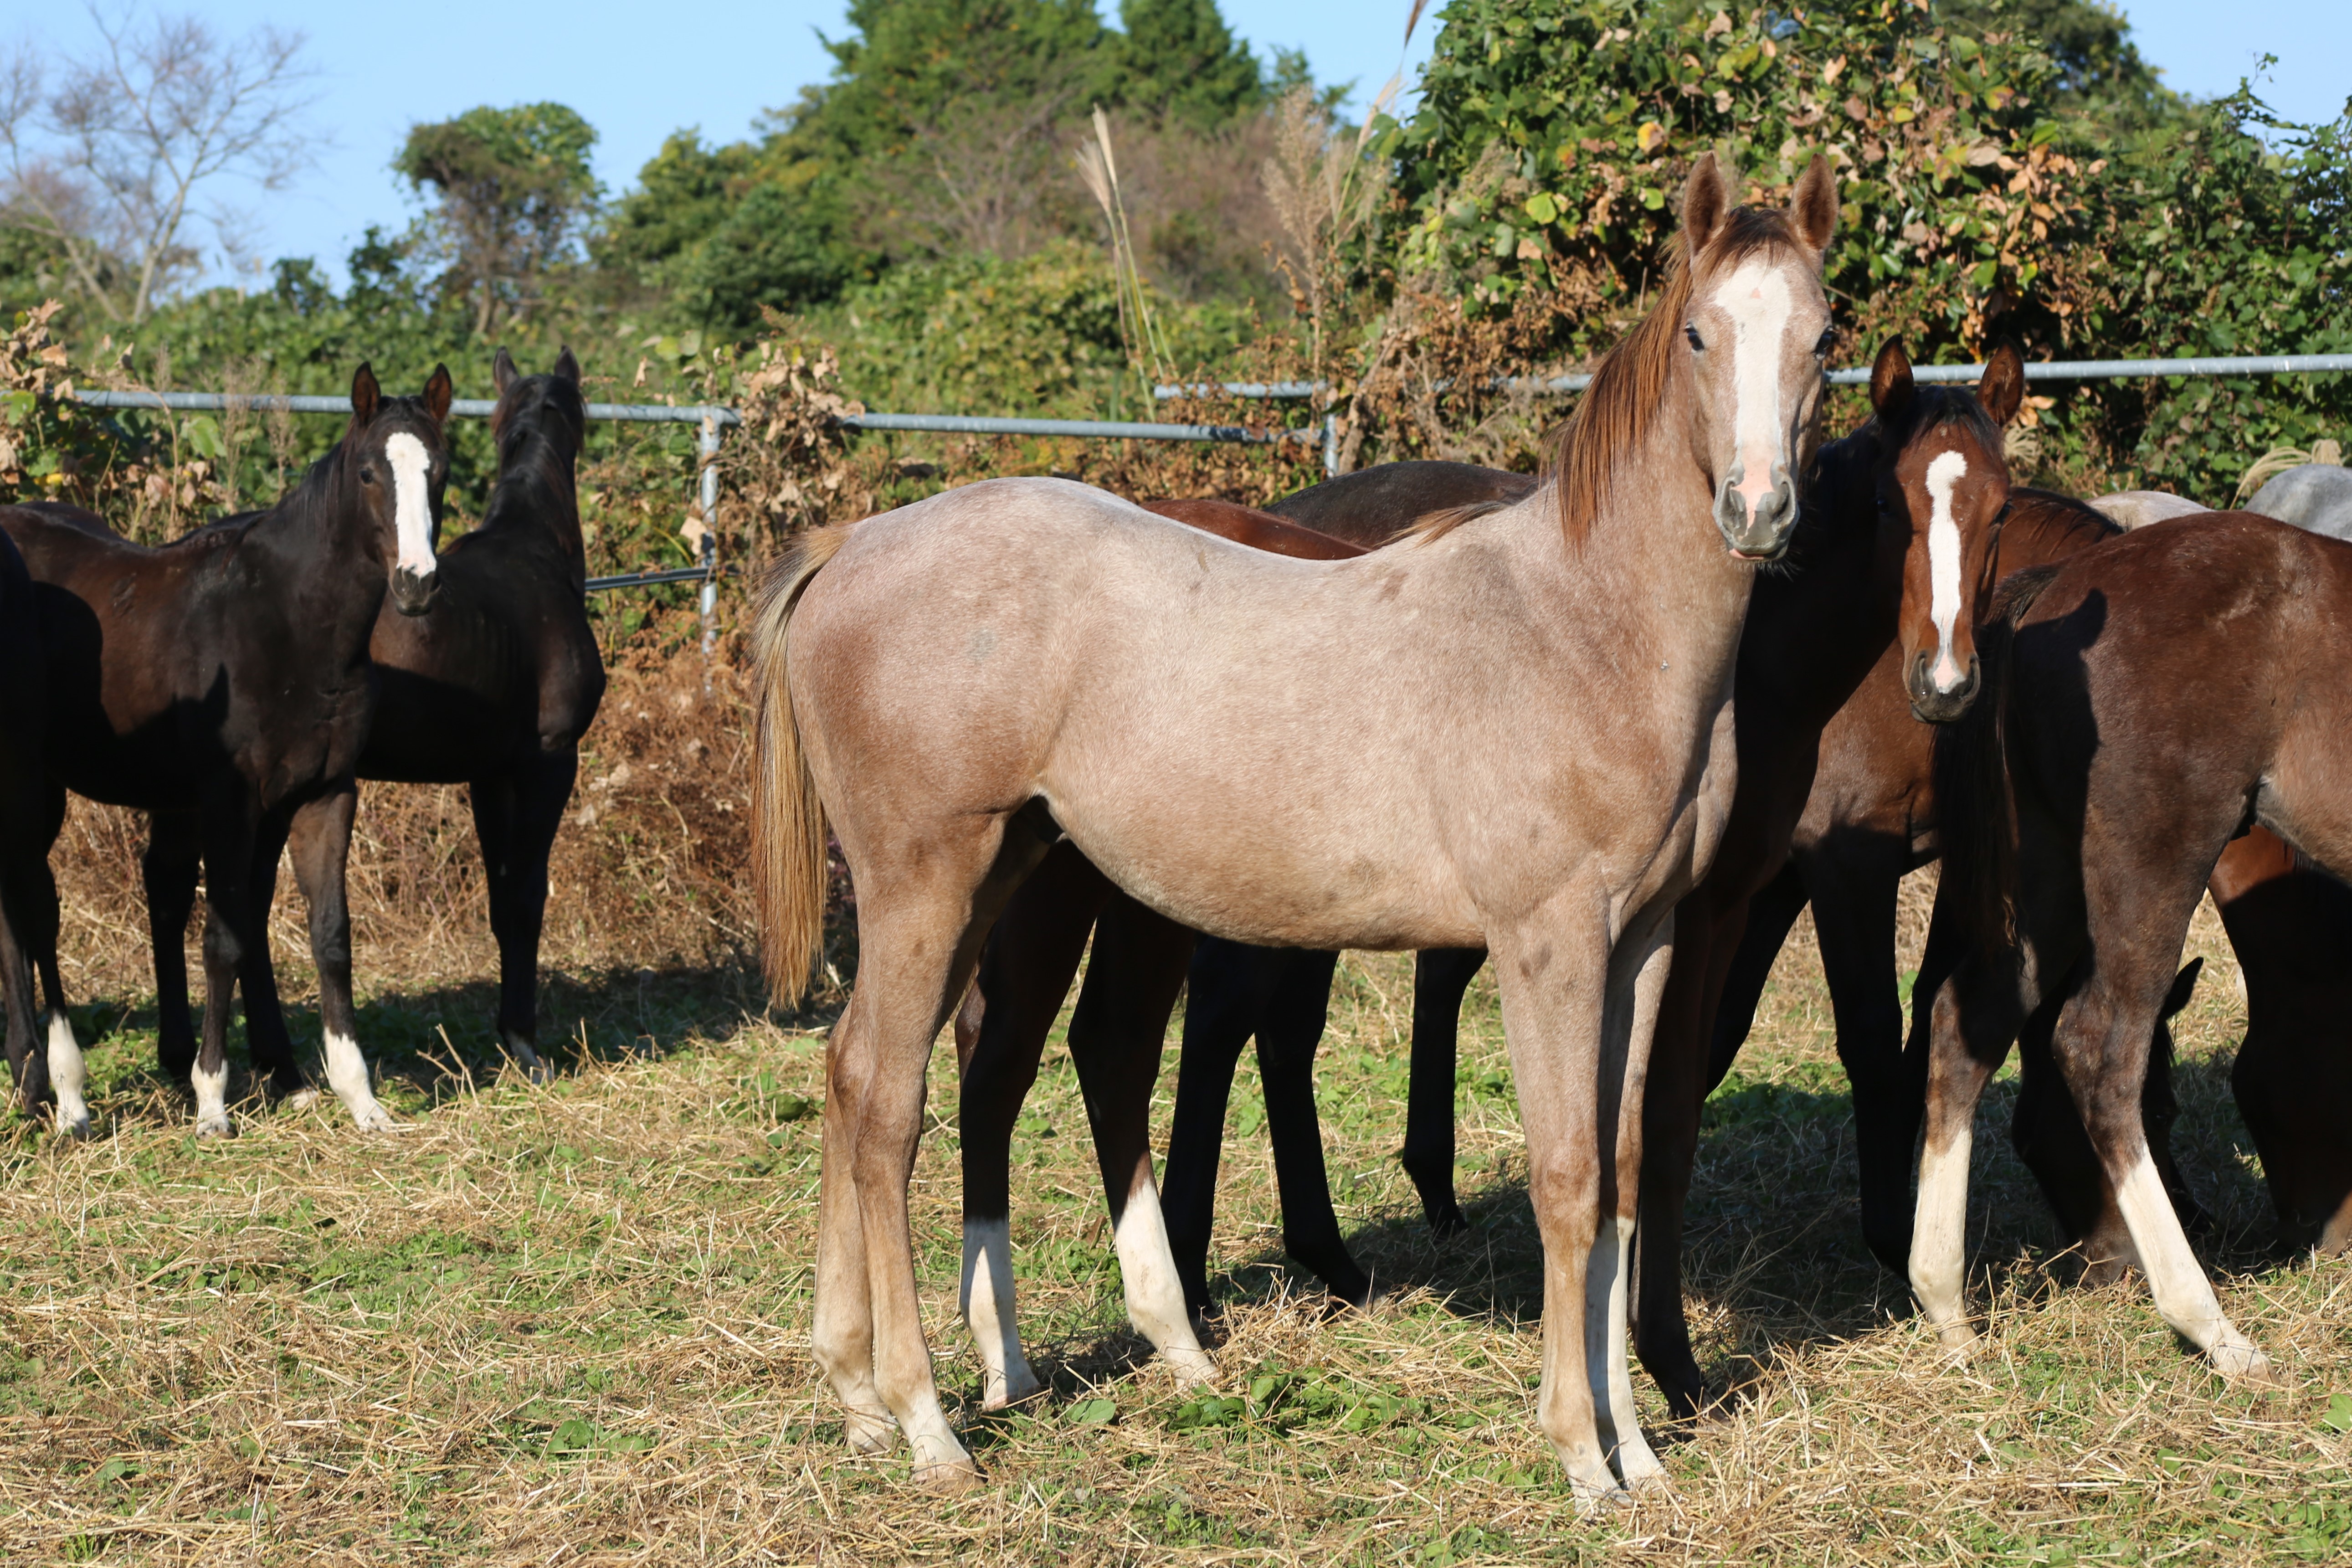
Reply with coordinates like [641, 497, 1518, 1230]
[139, 349, 603, 1089]
[755, 154, 1841, 1495]
[0, 363, 450, 1136]
[0, 527, 71, 1123]
[1912, 510, 2352, 1383]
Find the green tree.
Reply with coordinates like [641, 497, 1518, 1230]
[1935, 0, 2182, 134]
[396, 102, 602, 335]
[1114, 0, 1263, 124]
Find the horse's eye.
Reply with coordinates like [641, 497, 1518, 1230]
[1684, 324, 1705, 352]
[359, 466, 376, 485]
[1814, 327, 1836, 357]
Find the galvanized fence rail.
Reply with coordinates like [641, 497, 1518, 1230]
[63, 348, 2352, 636]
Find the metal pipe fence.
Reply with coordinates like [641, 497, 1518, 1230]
[61, 346, 2352, 632]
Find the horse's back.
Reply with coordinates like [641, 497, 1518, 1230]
[2247, 464, 2352, 543]
[1266, 461, 1537, 547]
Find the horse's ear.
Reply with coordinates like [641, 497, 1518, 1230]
[1681, 152, 1729, 257]
[554, 346, 580, 385]
[1870, 338, 1914, 420]
[1790, 153, 1837, 253]
[349, 362, 380, 427]
[423, 363, 453, 427]
[1978, 341, 2026, 427]
[493, 347, 519, 395]
[2162, 957, 2203, 1020]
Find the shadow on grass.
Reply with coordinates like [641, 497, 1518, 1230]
[41, 959, 846, 1133]
[1186, 1058, 2287, 1409]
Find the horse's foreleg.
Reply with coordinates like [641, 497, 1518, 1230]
[1069, 896, 1212, 1384]
[1165, 936, 1271, 1318]
[289, 784, 393, 1130]
[1255, 949, 1364, 1306]
[1402, 947, 1484, 1236]
[233, 809, 304, 1101]
[1633, 895, 1723, 1423]
[473, 755, 578, 1082]
[1808, 839, 1921, 1272]
[192, 807, 261, 1138]
[1597, 910, 1673, 1491]
[956, 841, 1108, 1408]
[142, 810, 202, 1086]
[1, 776, 76, 1131]
[1702, 861, 1805, 1094]
[1910, 945, 2028, 1349]
[1492, 908, 1620, 1506]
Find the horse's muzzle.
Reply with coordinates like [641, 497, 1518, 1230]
[1908, 649, 1982, 724]
[391, 565, 439, 616]
[1715, 477, 1798, 560]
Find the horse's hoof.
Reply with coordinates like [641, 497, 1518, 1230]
[843, 1410, 898, 1454]
[1931, 1321, 1980, 1357]
[1623, 1468, 1676, 1501]
[344, 1100, 400, 1133]
[284, 1086, 324, 1112]
[981, 1370, 1042, 1411]
[1569, 1481, 1635, 1516]
[1164, 1346, 1217, 1389]
[194, 1116, 236, 1140]
[913, 1455, 981, 1492]
[2212, 1342, 2281, 1387]
[56, 1111, 92, 1141]
[526, 1062, 553, 1087]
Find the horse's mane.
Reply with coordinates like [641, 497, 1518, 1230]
[2001, 484, 2121, 560]
[485, 373, 586, 543]
[1548, 206, 1814, 546]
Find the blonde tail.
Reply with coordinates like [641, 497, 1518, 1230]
[750, 524, 855, 1005]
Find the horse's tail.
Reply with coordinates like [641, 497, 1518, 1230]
[1934, 563, 2062, 955]
[750, 523, 856, 1006]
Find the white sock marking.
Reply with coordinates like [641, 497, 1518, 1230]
[960, 1217, 1039, 1409]
[1712, 261, 1798, 508]
[1925, 449, 1970, 691]
[2111, 1147, 2271, 1379]
[1910, 1121, 1975, 1339]
[191, 1056, 232, 1138]
[1587, 1214, 1665, 1487]
[385, 431, 437, 581]
[323, 1029, 395, 1131]
[1112, 1182, 1215, 1386]
[46, 1012, 89, 1137]
[503, 1029, 549, 1084]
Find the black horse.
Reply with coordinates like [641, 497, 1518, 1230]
[145, 349, 605, 1089]
[1, 362, 451, 1136]
[0, 527, 76, 1126]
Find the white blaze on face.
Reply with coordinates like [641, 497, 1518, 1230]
[384, 431, 436, 578]
[1925, 449, 1970, 691]
[1710, 260, 1799, 507]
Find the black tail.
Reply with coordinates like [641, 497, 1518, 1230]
[1933, 564, 2063, 956]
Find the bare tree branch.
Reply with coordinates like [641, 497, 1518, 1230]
[0, 5, 321, 322]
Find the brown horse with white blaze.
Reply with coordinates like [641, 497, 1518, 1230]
[752, 154, 1840, 1496]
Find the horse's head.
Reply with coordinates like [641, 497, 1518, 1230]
[490, 345, 587, 468]
[342, 360, 453, 616]
[1869, 339, 2023, 722]
[1677, 152, 1839, 560]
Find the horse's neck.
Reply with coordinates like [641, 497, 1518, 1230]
[482, 432, 586, 581]
[245, 483, 387, 661]
[2004, 490, 2120, 568]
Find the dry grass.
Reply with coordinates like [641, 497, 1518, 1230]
[0, 865, 2346, 1563]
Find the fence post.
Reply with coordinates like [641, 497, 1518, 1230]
[697, 412, 721, 658]
[1321, 413, 1338, 478]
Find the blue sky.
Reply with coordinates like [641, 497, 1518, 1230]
[14, 1, 2347, 289]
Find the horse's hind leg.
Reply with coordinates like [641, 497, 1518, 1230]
[820, 814, 1052, 1482]
[1066, 895, 1213, 1383]
[1810, 836, 1924, 1273]
[289, 785, 394, 1130]
[144, 810, 203, 1086]
[1165, 936, 1272, 1317]
[191, 807, 263, 1138]
[1910, 936, 2033, 1349]
[955, 840, 1109, 1408]
[1, 777, 79, 1132]
[1402, 947, 1484, 1236]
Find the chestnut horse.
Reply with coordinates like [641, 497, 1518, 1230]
[753, 155, 1840, 1495]
[137, 349, 604, 1090]
[0, 364, 450, 1136]
[1913, 510, 2352, 1383]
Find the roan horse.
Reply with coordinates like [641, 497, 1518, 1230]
[138, 349, 604, 1091]
[1913, 509, 2352, 1383]
[0, 363, 450, 1136]
[752, 154, 1840, 1496]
